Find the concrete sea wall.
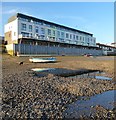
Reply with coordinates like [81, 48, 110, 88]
[6, 43, 103, 56]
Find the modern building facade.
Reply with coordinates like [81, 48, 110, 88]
[5, 13, 103, 56]
[5, 13, 96, 46]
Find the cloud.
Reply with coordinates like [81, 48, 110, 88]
[2, 9, 18, 15]
[1, 5, 31, 15]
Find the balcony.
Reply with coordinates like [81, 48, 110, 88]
[19, 34, 33, 39]
[18, 34, 45, 40]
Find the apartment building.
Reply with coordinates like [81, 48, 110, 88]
[5, 13, 102, 56]
[5, 13, 96, 46]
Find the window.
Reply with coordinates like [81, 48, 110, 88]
[21, 18, 27, 21]
[53, 30, 55, 36]
[21, 32, 29, 37]
[34, 21, 40, 24]
[29, 25, 32, 32]
[41, 28, 45, 34]
[73, 35, 75, 40]
[35, 26, 39, 33]
[66, 33, 69, 38]
[76, 35, 78, 40]
[61, 32, 64, 38]
[21, 18, 29, 22]
[48, 29, 51, 35]
[21, 23, 26, 31]
[70, 34, 72, 39]
[50, 25, 55, 29]
[88, 38, 89, 42]
[80, 36, 82, 40]
[57, 31, 60, 37]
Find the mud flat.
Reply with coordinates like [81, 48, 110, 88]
[2, 54, 116, 119]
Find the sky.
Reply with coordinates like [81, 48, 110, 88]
[1, 2, 114, 44]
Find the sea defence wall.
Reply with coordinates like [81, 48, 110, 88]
[6, 43, 103, 56]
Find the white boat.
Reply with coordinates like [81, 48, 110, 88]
[29, 57, 56, 63]
[31, 68, 55, 72]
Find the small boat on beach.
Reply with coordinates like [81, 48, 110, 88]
[29, 57, 56, 63]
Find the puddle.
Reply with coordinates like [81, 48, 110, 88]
[69, 71, 112, 81]
[95, 76, 112, 80]
[32, 68, 100, 77]
[31, 68, 112, 80]
[63, 90, 116, 118]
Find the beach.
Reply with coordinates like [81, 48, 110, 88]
[2, 54, 116, 119]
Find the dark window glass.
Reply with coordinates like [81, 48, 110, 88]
[21, 23, 26, 31]
[41, 28, 45, 34]
[35, 26, 39, 33]
[70, 34, 72, 39]
[73, 35, 75, 40]
[57, 31, 60, 37]
[61, 32, 64, 38]
[29, 25, 32, 32]
[76, 35, 78, 40]
[66, 33, 69, 38]
[53, 30, 55, 36]
[48, 29, 51, 35]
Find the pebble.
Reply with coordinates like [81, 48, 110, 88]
[2, 71, 115, 119]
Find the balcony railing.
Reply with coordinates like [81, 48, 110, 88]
[18, 34, 45, 40]
[18, 34, 97, 47]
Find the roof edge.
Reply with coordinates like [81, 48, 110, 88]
[17, 13, 93, 36]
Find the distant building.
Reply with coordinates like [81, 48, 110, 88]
[111, 42, 116, 47]
[4, 13, 103, 56]
[0, 36, 4, 44]
[96, 43, 116, 55]
[0, 36, 6, 53]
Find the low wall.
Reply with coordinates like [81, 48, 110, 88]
[103, 51, 116, 56]
[5, 44, 15, 55]
[12, 44, 103, 56]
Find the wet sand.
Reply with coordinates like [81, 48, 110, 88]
[2, 54, 116, 119]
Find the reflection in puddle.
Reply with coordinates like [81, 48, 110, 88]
[63, 90, 115, 119]
[70, 72, 112, 81]
[31, 68, 112, 80]
[32, 68, 100, 77]
[95, 76, 112, 80]
[31, 68, 55, 72]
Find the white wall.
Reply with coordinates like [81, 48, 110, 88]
[5, 19, 18, 41]
[6, 44, 14, 51]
